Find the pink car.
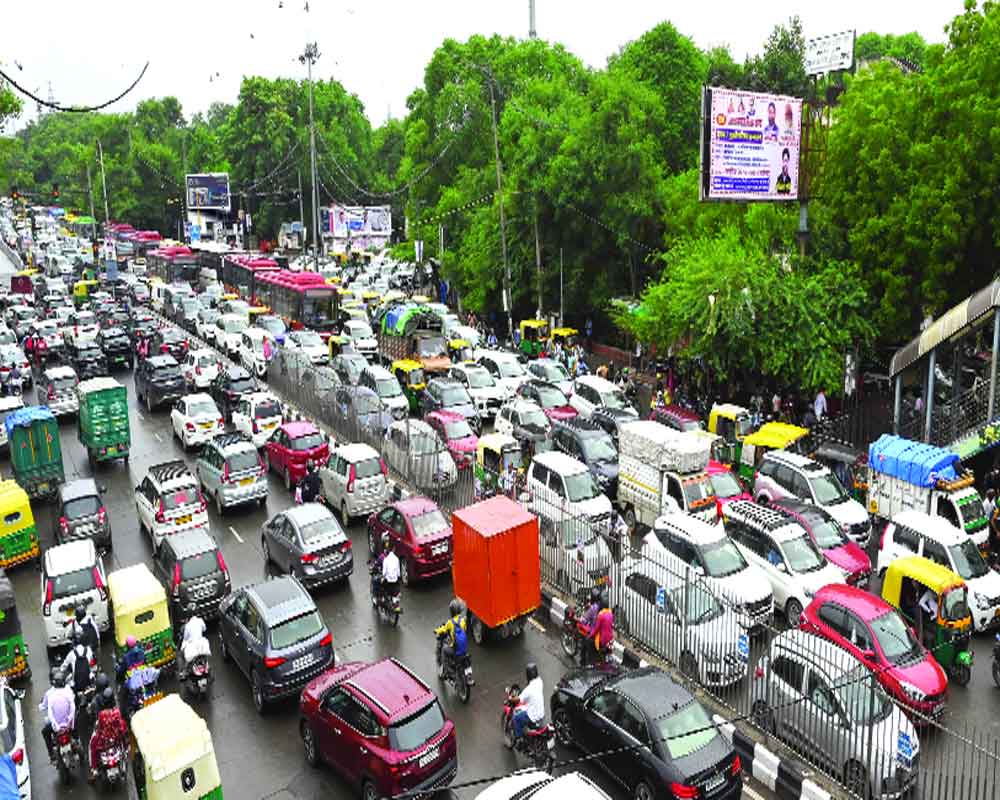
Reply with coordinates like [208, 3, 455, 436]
[773, 498, 872, 586]
[707, 460, 751, 516]
[425, 410, 478, 471]
[517, 379, 577, 422]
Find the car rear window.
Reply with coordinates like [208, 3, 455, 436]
[53, 376, 78, 392]
[254, 401, 281, 419]
[228, 378, 255, 394]
[300, 517, 340, 546]
[410, 509, 448, 539]
[163, 487, 198, 510]
[388, 700, 445, 752]
[64, 496, 100, 519]
[181, 550, 219, 581]
[153, 364, 182, 380]
[290, 432, 325, 451]
[51, 567, 96, 599]
[270, 610, 323, 650]
[656, 700, 718, 759]
[356, 458, 383, 478]
[227, 449, 261, 473]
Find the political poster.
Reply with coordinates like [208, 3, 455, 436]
[701, 88, 802, 202]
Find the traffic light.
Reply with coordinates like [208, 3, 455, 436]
[51, 183, 60, 200]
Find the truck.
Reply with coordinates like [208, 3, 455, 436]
[4, 406, 64, 499]
[77, 377, 131, 467]
[867, 434, 989, 552]
[617, 420, 717, 531]
[451, 495, 541, 644]
[376, 303, 451, 376]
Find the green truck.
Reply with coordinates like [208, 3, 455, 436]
[77, 377, 130, 466]
[4, 406, 64, 500]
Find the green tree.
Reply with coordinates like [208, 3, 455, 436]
[742, 16, 809, 97]
[855, 31, 929, 69]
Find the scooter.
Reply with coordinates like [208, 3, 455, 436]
[53, 725, 82, 785]
[992, 632, 1000, 688]
[182, 654, 214, 701]
[369, 565, 401, 627]
[435, 633, 473, 704]
[500, 684, 555, 770]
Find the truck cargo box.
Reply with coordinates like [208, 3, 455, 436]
[619, 420, 710, 473]
[868, 434, 959, 487]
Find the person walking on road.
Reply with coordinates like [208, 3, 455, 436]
[814, 388, 827, 421]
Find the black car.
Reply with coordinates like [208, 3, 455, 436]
[147, 327, 190, 361]
[152, 528, 231, 623]
[55, 478, 111, 551]
[127, 317, 158, 347]
[590, 406, 640, 448]
[96, 327, 133, 370]
[135, 354, 186, 411]
[98, 308, 130, 331]
[176, 298, 202, 333]
[130, 283, 150, 305]
[551, 667, 742, 800]
[217, 575, 334, 713]
[420, 377, 481, 434]
[550, 417, 619, 499]
[210, 366, 257, 421]
[68, 341, 109, 380]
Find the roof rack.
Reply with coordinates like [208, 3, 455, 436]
[211, 432, 253, 450]
[344, 680, 390, 714]
[726, 500, 792, 532]
[148, 460, 193, 485]
[389, 658, 430, 692]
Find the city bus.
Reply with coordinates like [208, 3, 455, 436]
[254, 270, 339, 333]
[221, 255, 279, 304]
[147, 246, 202, 287]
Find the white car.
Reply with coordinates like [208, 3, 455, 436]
[527, 358, 573, 395]
[0, 681, 31, 799]
[0, 396, 24, 450]
[449, 324, 481, 347]
[41, 539, 110, 653]
[182, 348, 221, 390]
[475, 349, 528, 399]
[135, 460, 209, 552]
[359, 365, 409, 420]
[64, 310, 100, 346]
[447, 362, 503, 419]
[238, 327, 275, 379]
[342, 319, 378, 358]
[232, 391, 284, 448]
[569, 374, 637, 420]
[475, 771, 611, 800]
[495, 398, 551, 439]
[170, 393, 225, 449]
[195, 308, 220, 344]
[214, 313, 248, 357]
[382, 419, 458, 490]
[284, 329, 328, 365]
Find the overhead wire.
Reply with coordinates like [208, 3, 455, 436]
[0, 62, 150, 112]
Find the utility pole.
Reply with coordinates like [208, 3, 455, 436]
[299, 42, 322, 271]
[297, 170, 305, 249]
[85, 164, 97, 244]
[529, 0, 537, 38]
[559, 247, 564, 327]
[181, 132, 188, 240]
[96, 140, 110, 223]
[534, 207, 542, 319]
[487, 79, 512, 338]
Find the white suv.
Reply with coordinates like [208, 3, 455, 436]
[182, 348, 221, 390]
[214, 313, 248, 357]
[342, 319, 378, 359]
[448, 362, 504, 420]
[475, 350, 528, 399]
[231, 391, 284, 448]
[569, 375, 637, 420]
[320, 443, 390, 527]
[41, 539, 110, 654]
[135, 460, 209, 553]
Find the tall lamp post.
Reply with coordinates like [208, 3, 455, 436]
[299, 42, 321, 271]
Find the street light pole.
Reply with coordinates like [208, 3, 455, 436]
[487, 79, 512, 338]
[300, 42, 321, 271]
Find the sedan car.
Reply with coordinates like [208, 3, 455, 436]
[383, 419, 458, 491]
[366, 496, 452, 585]
[67, 340, 109, 381]
[261, 503, 353, 588]
[420, 377, 481, 434]
[331, 385, 393, 439]
[527, 358, 573, 395]
[550, 666, 742, 800]
[773, 498, 872, 587]
[170, 393, 225, 450]
[284, 329, 328, 365]
[474, 771, 611, 800]
[517, 379, 577, 422]
[331, 353, 368, 386]
[209, 366, 257, 421]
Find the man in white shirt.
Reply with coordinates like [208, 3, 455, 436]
[179, 615, 210, 677]
[380, 541, 401, 604]
[814, 389, 827, 421]
[514, 662, 545, 740]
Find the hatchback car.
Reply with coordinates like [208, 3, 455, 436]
[421, 377, 481, 434]
[517, 379, 577, 422]
[342, 318, 378, 358]
[367, 497, 452, 585]
[331, 385, 393, 438]
[551, 666, 742, 800]
[135, 460, 209, 553]
[152, 528, 231, 623]
[383, 419, 458, 492]
[0, 680, 31, 798]
[569, 375, 637, 420]
[67, 340, 109, 381]
[526, 358, 573, 395]
[773, 499, 872, 587]
[135, 354, 186, 411]
[262, 504, 354, 588]
[55, 478, 111, 551]
[649, 405, 703, 432]
[475, 349, 528, 398]
[284, 329, 328, 365]
[181, 348, 221, 390]
[358, 364, 409, 420]
[219, 575, 334, 713]
[209, 365, 257, 421]
[550, 417, 618, 499]
[231, 391, 284, 449]
[424, 410, 477, 471]
[36, 365, 79, 417]
[331, 352, 369, 386]
[96, 326, 133, 370]
[447, 362, 503, 420]
[299, 658, 458, 799]
[170, 393, 225, 450]
[800, 584, 948, 723]
[147, 327, 190, 361]
[265, 421, 330, 491]
[320, 442, 390, 526]
[195, 308, 221, 344]
[41, 538, 110, 653]
[196, 432, 269, 514]
[0, 396, 24, 451]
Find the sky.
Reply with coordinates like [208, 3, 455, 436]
[0, 0, 963, 132]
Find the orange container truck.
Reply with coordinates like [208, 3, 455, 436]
[451, 495, 541, 644]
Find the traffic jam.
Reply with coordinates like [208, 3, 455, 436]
[0, 202, 997, 800]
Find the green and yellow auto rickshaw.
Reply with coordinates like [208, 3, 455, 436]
[448, 338, 474, 363]
[108, 563, 175, 670]
[518, 319, 549, 358]
[0, 571, 30, 681]
[882, 555, 974, 685]
[549, 326, 578, 351]
[474, 433, 523, 496]
[737, 422, 810, 483]
[73, 279, 99, 308]
[0, 480, 39, 570]
[392, 359, 426, 413]
[707, 403, 754, 465]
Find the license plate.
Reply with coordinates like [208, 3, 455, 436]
[704, 773, 724, 792]
[107, 766, 119, 779]
[64, 607, 75, 618]
[240, 478, 253, 486]
[595, 575, 608, 586]
[175, 515, 192, 526]
[38, 482, 49, 493]
[432, 544, 448, 556]
[198, 679, 207, 689]
[199, 422, 213, 429]
[264, 421, 277, 430]
[418, 748, 439, 768]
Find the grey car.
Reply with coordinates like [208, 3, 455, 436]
[195, 432, 269, 514]
[382, 419, 458, 490]
[420, 377, 482, 434]
[55, 478, 111, 551]
[331, 353, 368, 386]
[37, 366, 79, 417]
[218, 576, 335, 713]
[261, 504, 354, 589]
[152, 528, 231, 623]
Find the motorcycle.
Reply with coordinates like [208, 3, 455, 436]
[91, 739, 126, 791]
[500, 684, 555, 770]
[993, 633, 1000, 688]
[53, 725, 82, 785]
[435, 633, 473, 704]
[369, 564, 401, 627]
[182, 654, 214, 700]
[560, 605, 611, 666]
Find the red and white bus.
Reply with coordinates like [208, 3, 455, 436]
[254, 270, 339, 333]
[221, 255, 280, 304]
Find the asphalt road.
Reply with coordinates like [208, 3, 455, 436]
[8, 365, 780, 800]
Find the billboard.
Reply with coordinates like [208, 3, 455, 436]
[185, 173, 231, 212]
[805, 30, 855, 76]
[700, 87, 802, 202]
[326, 205, 392, 253]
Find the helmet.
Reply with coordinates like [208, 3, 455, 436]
[49, 667, 62, 685]
[75, 604, 87, 622]
[71, 629, 83, 646]
[307, 459, 316, 472]
[51, 669, 67, 689]
[95, 672, 110, 692]
[126, 635, 137, 648]
[100, 687, 115, 710]
[589, 587, 601, 605]
[525, 662, 539, 683]
[448, 598, 463, 618]
[381, 532, 391, 551]
[599, 590, 609, 609]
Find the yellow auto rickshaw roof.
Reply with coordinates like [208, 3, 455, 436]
[325, 277, 341, 285]
[520, 319, 548, 330]
[551, 327, 578, 337]
[711, 403, 749, 420]
[247, 306, 270, 315]
[744, 422, 808, 449]
[362, 291, 381, 300]
[884, 555, 966, 595]
[131, 694, 219, 783]
[220, 292, 238, 299]
[337, 288, 354, 297]
[478, 432, 519, 455]
[74, 280, 98, 288]
[149, 277, 165, 285]
[411, 294, 430, 303]
[0, 481, 31, 526]
[392, 359, 423, 372]
[449, 338, 470, 348]
[107, 563, 167, 616]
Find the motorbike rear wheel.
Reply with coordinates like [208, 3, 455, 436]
[993, 658, 1000, 688]
[457, 669, 470, 704]
[560, 626, 579, 659]
[501, 713, 515, 750]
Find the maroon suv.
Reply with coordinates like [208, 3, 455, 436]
[367, 497, 452, 585]
[299, 658, 458, 799]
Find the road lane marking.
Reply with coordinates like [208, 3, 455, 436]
[228, 526, 244, 544]
[742, 783, 766, 800]
[153, 432, 162, 442]
[528, 617, 546, 634]
[137, 412, 145, 422]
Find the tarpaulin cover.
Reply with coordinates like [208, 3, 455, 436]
[3, 405, 55, 437]
[868, 434, 958, 487]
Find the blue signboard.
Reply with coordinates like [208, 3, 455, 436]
[737, 634, 750, 662]
[655, 586, 666, 612]
[190, 224, 201, 243]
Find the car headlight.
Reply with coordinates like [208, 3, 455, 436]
[974, 592, 989, 610]
[899, 681, 925, 702]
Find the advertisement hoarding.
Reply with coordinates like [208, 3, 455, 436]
[185, 173, 231, 212]
[700, 87, 802, 202]
[805, 30, 856, 76]
[326, 205, 392, 253]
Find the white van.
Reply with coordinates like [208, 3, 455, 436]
[475, 350, 528, 399]
[215, 314, 249, 357]
[878, 509, 1000, 631]
[569, 374, 638, 420]
[41, 539, 110, 653]
[238, 328, 274, 379]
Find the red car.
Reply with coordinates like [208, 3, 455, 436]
[707, 459, 751, 514]
[800, 584, 948, 723]
[299, 658, 458, 798]
[773, 498, 872, 586]
[516, 379, 577, 422]
[425, 410, 478, 471]
[649, 404, 702, 432]
[367, 496, 452, 584]
[264, 421, 329, 489]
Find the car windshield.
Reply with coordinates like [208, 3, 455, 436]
[942, 587, 970, 622]
[443, 419, 473, 440]
[51, 567, 96, 599]
[355, 394, 381, 416]
[416, 337, 446, 358]
[837, 666, 893, 725]
[348, 322, 374, 339]
[411, 509, 449, 539]
[781, 534, 826, 573]
[187, 400, 217, 417]
[564, 470, 601, 502]
[869, 610, 922, 665]
[197, 354, 217, 368]
[672, 583, 724, 625]
[228, 449, 261, 472]
[809, 473, 849, 505]
[356, 458, 383, 478]
[535, 385, 567, 408]
[579, 434, 617, 462]
[228, 378, 255, 394]
[294, 331, 322, 347]
[376, 378, 402, 398]
[656, 700, 718, 760]
[682, 476, 714, 506]
[949, 541, 990, 580]
[226, 301, 250, 316]
[466, 369, 494, 388]
[803, 510, 848, 549]
[269, 610, 324, 650]
[698, 537, 749, 578]
[439, 386, 471, 406]
[182, 301, 199, 313]
[52, 376, 78, 392]
[259, 318, 286, 335]
[290, 432, 325, 451]
[519, 408, 548, 428]
[710, 470, 743, 500]
[254, 400, 281, 419]
[539, 363, 569, 381]
[181, 551, 219, 580]
[163, 486, 198, 510]
[498, 360, 525, 378]
[410, 431, 441, 455]
[388, 701, 446, 752]
[200, 310, 220, 324]
[64, 495, 100, 519]
[341, 358, 365, 381]
[223, 318, 248, 333]
[299, 517, 340, 546]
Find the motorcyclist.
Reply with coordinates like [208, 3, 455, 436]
[178, 615, 211, 679]
[67, 604, 101, 655]
[434, 598, 468, 671]
[60, 633, 95, 691]
[87, 672, 111, 720]
[379, 537, 401, 607]
[88, 687, 126, 783]
[33, 330, 48, 368]
[512, 662, 545, 741]
[580, 587, 601, 633]
[299, 459, 322, 503]
[585, 591, 614, 666]
[370, 531, 391, 604]
[116, 634, 145, 681]
[39, 668, 76, 764]
[5, 363, 21, 397]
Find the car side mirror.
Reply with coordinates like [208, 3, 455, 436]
[776, 562, 787, 573]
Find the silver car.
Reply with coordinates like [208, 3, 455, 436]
[261, 503, 353, 589]
[382, 419, 458, 491]
[751, 629, 920, 799]
[195, 432, 269, 514]
[319, 442, 390, 526]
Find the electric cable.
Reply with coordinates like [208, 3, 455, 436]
[0, 62, 150, 112]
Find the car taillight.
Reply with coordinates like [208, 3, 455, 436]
[252, 420, 259, 433]
[216, 550, 227, 573]
[172, 562, 181, 595]
[347, 463, 356, 493]
[10, 748, 22, 765]
[300, 552, 317, 564]
[97, 506, 106, 524]
[217, 417, 224, 428]
[754, 665, 764, 679]
[264, 656, 286, 669]
[379, 458, 388, 478]
[195, 365, 202, 375]
[160, 344, 169, 353]
[59, 516, 69, 532]
[318, 632, 332, 647]
[43, 579, 53, 614]
[185, 421, 196, 432]
[340, 540, 351, 552]
[47, 384, 55, 400]
[670, 783, 699, 799]
[731, 755, 741, 776]
[198, 492, 207, 511]
[222, 461, 230, 483]
[155, 499, 165, 523]
[94, 567, 107, 601]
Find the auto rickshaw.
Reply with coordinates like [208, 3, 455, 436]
[247, 305, 271, 324]
[411, 294, 431, 304]
[108, 563, 175, 670]
[474, 433, 523, 496]
[518, 319, 549, 359]
[361, 290, 381, 308]
[392, 359, 426, 413]
[72, 279, 99, 308]
[0, 480, 39, 571]
[549, 327, 578, 351]
[881, 556, 974, 685]
[0, 570, 30, 681]
[448, 338, 474, 363]
[812, 441, 868, 502]
[737, 422, 810, 483]
[707, 403, 755, 465]
[128, 694, 223, 800]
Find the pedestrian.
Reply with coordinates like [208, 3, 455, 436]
[585, 316, 593, 350]
[634, 340, 643, 372]
[771, 389, 782, 418]
[814, 388, 827, 421]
